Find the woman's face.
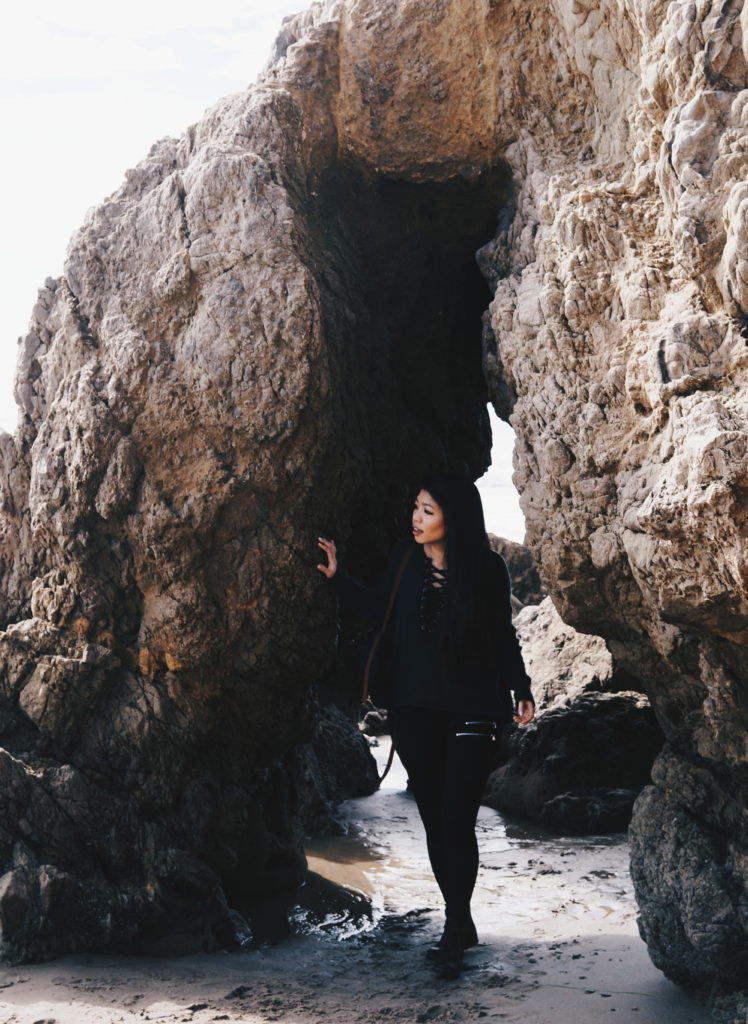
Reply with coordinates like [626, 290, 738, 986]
[412, 489, 446, 545]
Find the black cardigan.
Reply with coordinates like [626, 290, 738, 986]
[331, 538, 534, 721]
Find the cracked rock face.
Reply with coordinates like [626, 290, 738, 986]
[0, 0, 746, 1002]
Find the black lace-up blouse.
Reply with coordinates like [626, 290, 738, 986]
[419, 560, 447, 632]
[331, 539, 534, 719]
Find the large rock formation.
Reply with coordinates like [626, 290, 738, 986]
[0, 0, 501, 961]
[478, 1, 748, 1004]
[0, 0, 745, 1010]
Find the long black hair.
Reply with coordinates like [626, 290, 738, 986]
[416, 474, 497, 671]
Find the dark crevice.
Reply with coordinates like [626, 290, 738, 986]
[733, 311, 748, 343]
[305, 158, 514, 555]
[295, 158, 517, 701]
[657, 343, 671, 384]
[177, 186, 192, 248]
[65, 280, 99, 351]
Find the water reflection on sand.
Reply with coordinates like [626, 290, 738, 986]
[0, 738, 710, 1024]
[306, 737, 632, 939]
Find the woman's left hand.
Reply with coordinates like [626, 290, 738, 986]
[514, 700, 535, 725]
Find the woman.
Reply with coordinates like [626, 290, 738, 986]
[316, 474, 535, 978]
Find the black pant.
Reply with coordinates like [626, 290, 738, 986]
[391, 706, 496, 923]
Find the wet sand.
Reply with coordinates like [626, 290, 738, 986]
[0, 740, 709, 1024]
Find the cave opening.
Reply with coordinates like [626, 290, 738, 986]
[300, 155, 537, 933]
[309, 158, 516, 564]
[301, 156, 545, 833]
[307, 158, 518, 719]
[309, 159, 512, 499]
[302, 159, 661, 922]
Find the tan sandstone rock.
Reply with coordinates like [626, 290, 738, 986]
[0, 0, 745, 1008]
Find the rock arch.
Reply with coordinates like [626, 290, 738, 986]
[0, 0, 746, 1010]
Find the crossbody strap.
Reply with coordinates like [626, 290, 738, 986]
[361, 543, 416, 788]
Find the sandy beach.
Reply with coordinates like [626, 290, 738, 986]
[0, 740, 709, 1024]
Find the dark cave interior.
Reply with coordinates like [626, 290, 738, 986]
[309, 158, 516, 573]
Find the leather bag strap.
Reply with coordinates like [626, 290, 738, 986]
[378, 738, 397, 785]
[360, 543, 415, 788]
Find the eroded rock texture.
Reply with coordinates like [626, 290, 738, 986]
[515, 597, 644, 710]
[0, 0, 746, 1004]
[485, 598, 661, 833]
[476, 1, 748, 1001]
[0, 0, 501, 962]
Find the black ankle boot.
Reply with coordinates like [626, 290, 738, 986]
[426, 914, 478, 963]
[432, 918, 465, 979]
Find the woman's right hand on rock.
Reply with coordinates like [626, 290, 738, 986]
[316, 537, 337, 578]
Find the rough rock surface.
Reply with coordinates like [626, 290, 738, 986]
[489, 534, 545, 607]
[0, 0, 501, 962]
[484, 691, 662, 834]
[475, 0, 748, 1003]
[486, 597, 660, 833]
[295, 703, 380, 836]
[0, 0, 745, 1009]
[515, 596, 645, 709]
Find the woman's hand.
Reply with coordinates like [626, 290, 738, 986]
[514, 700, 535, 725]
[316, 537, 338, 578]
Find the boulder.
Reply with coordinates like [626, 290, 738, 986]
[484, 692, 662, 834]
[487, 598, 661, 834]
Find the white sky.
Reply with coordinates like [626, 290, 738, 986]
[0, 0, 525, 543]
[480, 408, 525, 543]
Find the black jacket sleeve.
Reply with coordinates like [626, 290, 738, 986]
[491, 552, 535, 704]
[330, 538, 412, 624]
